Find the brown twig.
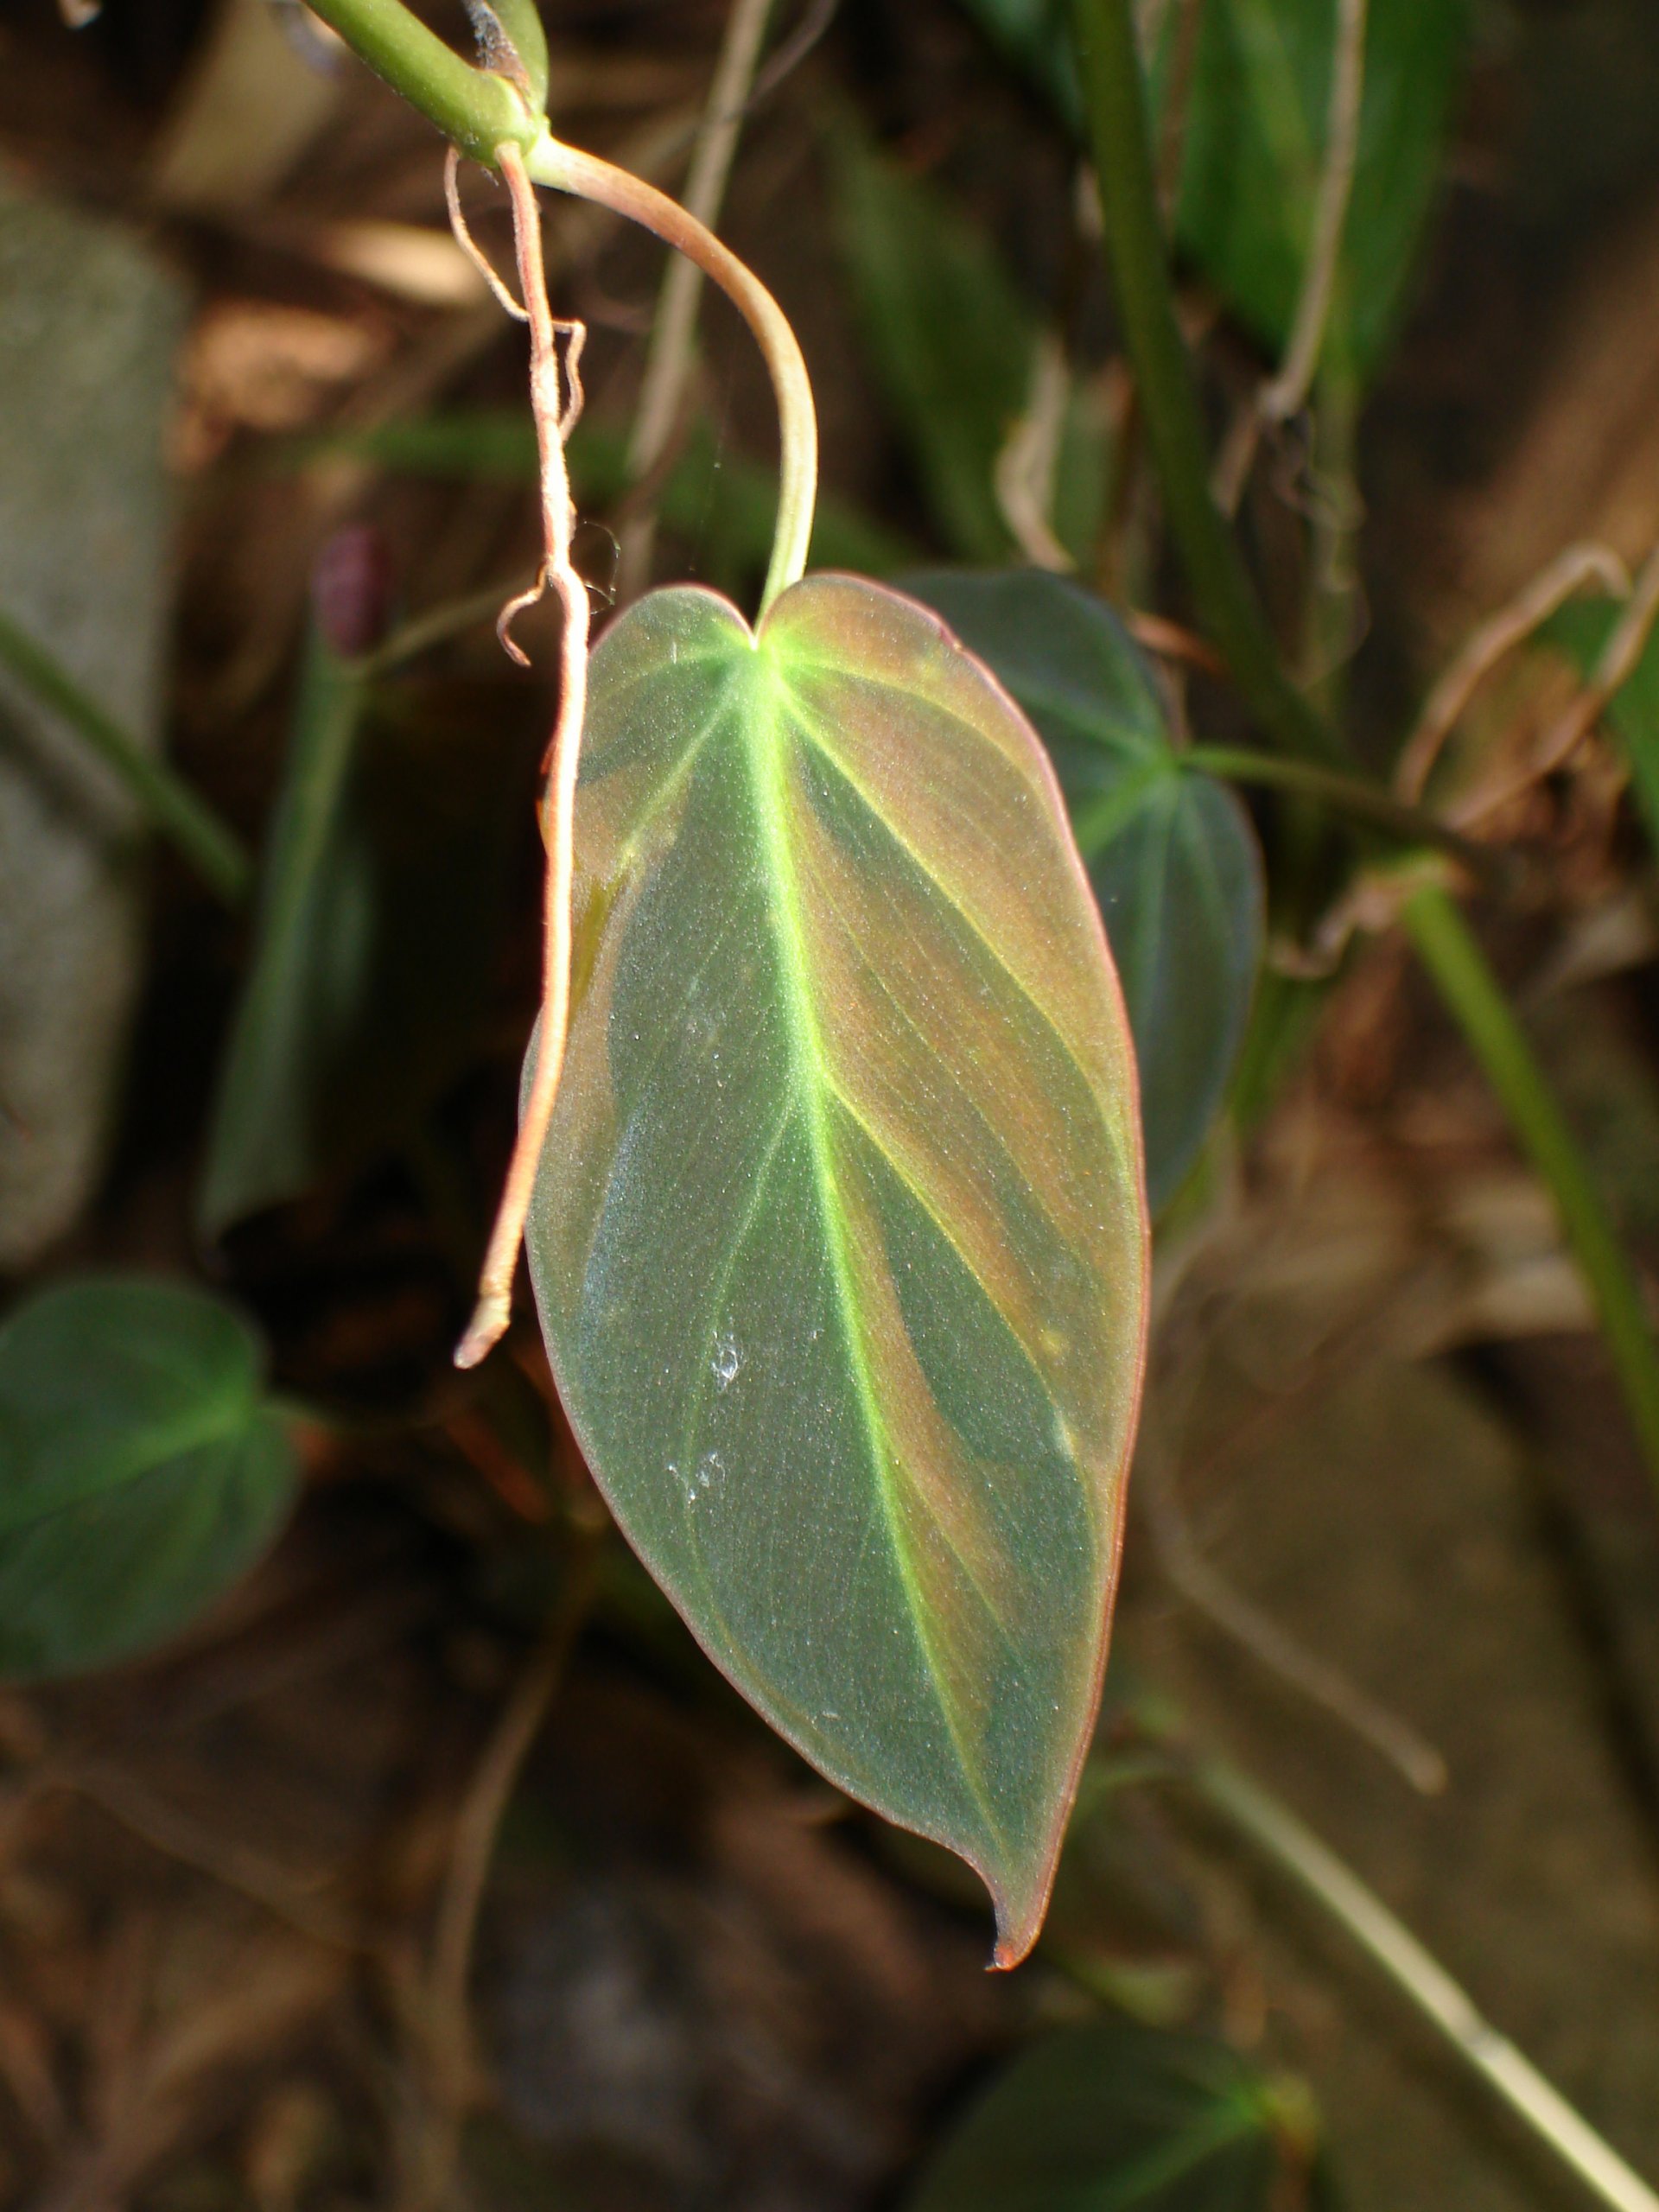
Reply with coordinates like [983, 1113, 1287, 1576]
[37, 1764, 363, 1954]
[1214, 0, 1368, 517]
[1395, 542, 1631, 804]
[454, 141, 594, 1370]
[1529, 535, 1659, 795]
[1137, 1433, 1449, 1794]
[404, 1540, 601, 2210]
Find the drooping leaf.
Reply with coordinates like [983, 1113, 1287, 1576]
[954, 0, 1471, 384]
[199, 623, 536, 1237]
[0, 1277, 298, 1679]
[901, 2015, 1313, 2212]
[830, 131, 1038, 564]
[906, 570, 1263, 1211]
[525, 575, 1149, 1963]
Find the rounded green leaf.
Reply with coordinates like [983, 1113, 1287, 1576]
[903, 2017, 1304, 2211]
[904, 571, 1264, 1211]
[0, 1277, 298, 1679]
[526, 575, 1149, 1964]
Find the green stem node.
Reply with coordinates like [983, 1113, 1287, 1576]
[1183, 747, 1498, 876]
[304, 0, 539, 163]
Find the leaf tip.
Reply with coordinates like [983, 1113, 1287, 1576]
[985, 1854, 1060, 1972]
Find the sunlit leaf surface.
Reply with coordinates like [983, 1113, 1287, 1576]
[906, 571, 1263, 1211]
[0, 1278, 296, 1679]
[526, 575, 1149, 1962]
[902, 2016, 1307, 2211]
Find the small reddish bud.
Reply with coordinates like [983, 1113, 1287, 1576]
[311, 525, 394, 659]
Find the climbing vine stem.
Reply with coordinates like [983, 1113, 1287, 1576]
[527, 129, 817, 614]
[302, 0, 538, 163]
[305, 0, 817, 620]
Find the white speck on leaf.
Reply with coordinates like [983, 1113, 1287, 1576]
[690, 1450, 723, 1500]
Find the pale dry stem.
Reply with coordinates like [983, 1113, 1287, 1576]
[1528, 532, 1659, 796]
[1396, 542, 1632, 805]
[454, 141, 593, 1370]
[1138, 1431, 1449, 1794]
[1213, 0, 1368, 518]
[994, 332, 1075, 573]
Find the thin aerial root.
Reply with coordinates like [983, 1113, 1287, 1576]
[556, 321, 588, 439]
[444, 145, 529, 321]
[456, 139, 593, 1370]
[495, 569, 548, 668]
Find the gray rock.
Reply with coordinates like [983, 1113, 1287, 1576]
[0, 169, 188, 1267]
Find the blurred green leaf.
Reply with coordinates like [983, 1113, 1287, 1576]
[906, 570, 1263, 1211]
[527, 575, 1148, 1964]
[280, 413, 919, 584]
[830, 130, 1037, 563]
[1548, 596, 1659, 860]
[200, 629, 367, 1236]
[0, 1277, 296, 1679]
[1179, 0, 1471, 380]
[954, 0, 1083, 130]
[902, 2014, 1310, 2211]
[956, 0, 1471, 383]
[199, 627, 535, 1237]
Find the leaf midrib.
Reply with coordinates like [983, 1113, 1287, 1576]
[741, 648, 1007, 1852]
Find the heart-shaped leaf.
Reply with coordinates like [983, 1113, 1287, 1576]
[526, 574, 1149, 1963]
[901, 2015, 1316, 2210]
[0, 1277, 298, 1679]
[906, 571, 1263, 1211]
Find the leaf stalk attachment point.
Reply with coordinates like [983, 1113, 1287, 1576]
[528, 128, 818, 616]
[309, 3, 818, 620]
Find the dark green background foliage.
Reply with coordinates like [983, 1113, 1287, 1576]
[0, 1279, 296, 1679]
